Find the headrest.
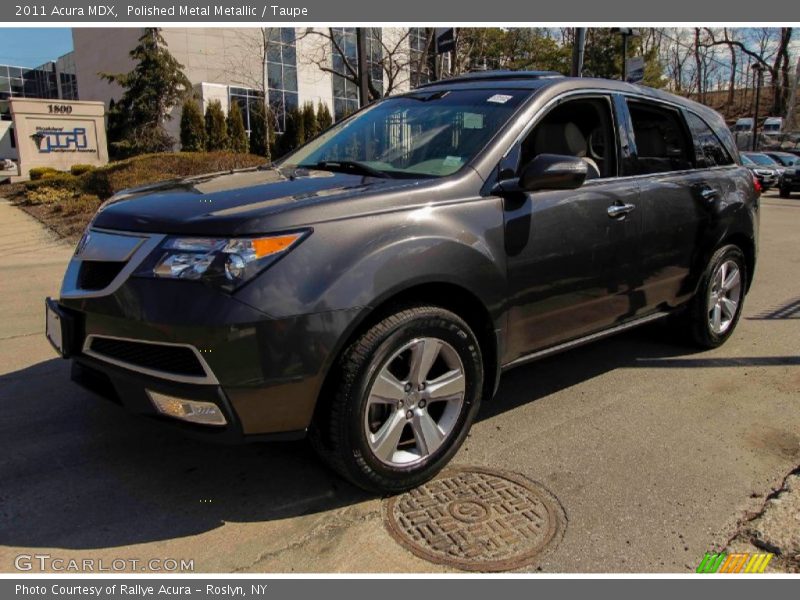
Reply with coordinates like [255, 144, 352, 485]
[534, 122, 587, 157]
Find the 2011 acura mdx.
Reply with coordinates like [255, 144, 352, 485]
[46, 72, 759, 493]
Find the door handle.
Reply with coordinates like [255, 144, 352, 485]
[607, 203, 636, 219]
[699, 187, 719, 201]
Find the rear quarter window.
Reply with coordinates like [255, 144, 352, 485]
[684, 111, 734, 168]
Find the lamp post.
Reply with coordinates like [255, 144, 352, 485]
[751, 63, 765, 151]
[611, 28, 640, 81]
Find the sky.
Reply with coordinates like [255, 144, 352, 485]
[0, 28, 73, 67]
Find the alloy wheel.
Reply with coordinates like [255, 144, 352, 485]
[707, 259, 742, 335]
[364, 337, 466, 466]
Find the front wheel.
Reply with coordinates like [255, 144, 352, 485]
[779, 185, 791, 198]
[683, 244, 747, 348]
[311, 305, 484, 493]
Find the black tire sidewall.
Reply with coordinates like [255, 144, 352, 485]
[692, 245, 747, 348]
[345, 309, 483, 489]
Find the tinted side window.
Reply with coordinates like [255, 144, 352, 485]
[684, 112, 733, 168]
[626, 100, 692, 175]
[517, 96, 617, 179]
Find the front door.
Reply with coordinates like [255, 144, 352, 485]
[501, 95, 643, 363]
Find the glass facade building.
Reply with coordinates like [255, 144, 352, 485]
[265, 27, 299, 133]
[330, 28, 384, 121]
[0, 52, 78, 101]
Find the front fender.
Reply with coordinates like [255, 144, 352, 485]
[236, 197, 508, 320]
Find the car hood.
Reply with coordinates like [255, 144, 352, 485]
[91, 167, 432, 235]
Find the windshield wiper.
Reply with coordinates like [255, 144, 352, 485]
[299, 160, 392, 179]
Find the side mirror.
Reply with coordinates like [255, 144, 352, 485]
[518, 154, 588, 192]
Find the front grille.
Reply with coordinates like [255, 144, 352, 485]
[87, 337, 207, 378]
[78, 261, 125, 291]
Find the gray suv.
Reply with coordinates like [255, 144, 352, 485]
[46, 72, 758, 493]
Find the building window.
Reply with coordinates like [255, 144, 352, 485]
[266, 27, 298, 133]
[0, 73, 10, 100]
[229, 86, 264, 138]
[330, 28, 384, 121]
[59, 72, 78, 100]
[0, 64, 61, 99]
[366, 29, 383, 97]
[409, 28, 431, 88]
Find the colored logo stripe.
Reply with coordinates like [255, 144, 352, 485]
[696, 552, 773, 573]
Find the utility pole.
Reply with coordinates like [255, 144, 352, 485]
[751, 63, 765, 151]
[356, 28, 370, 108]
[571, 28, 586, 77]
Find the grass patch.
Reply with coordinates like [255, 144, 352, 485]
[5, 152, 266, 241]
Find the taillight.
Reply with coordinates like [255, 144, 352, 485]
[753, 175, 762, 195]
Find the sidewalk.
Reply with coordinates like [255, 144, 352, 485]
[0, 198, 73, 374]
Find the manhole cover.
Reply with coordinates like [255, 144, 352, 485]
[383, 466, 565, 572]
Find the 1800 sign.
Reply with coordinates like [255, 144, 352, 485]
[47, 104, 73, 115]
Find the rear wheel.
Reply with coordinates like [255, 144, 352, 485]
[311, 305, 483, 493]
[681, 245, 747, 348]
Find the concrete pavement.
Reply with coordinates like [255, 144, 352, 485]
[0, 194, 798, 573]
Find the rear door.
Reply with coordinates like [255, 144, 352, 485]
[621, 98, 727, 311]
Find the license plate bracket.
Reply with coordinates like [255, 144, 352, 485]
[45, 298, 77, 358]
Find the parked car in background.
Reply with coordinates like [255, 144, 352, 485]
[741, 152, 780, 191]
[763, 151, 800, 168]
[45, 72, 759, 492]
[765, 151, 800, 198]
[1, 157, 17, 183]
[734, 117, 754, 133]
[762, 117, 783, 137]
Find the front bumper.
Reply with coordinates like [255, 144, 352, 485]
[50, 295, 359, 442]
[780, 172, 800, 192]
[50, 228, 361, 442]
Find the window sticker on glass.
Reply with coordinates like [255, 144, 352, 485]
[443, 156, 464, 167]
[487, 94, 513, 104]
[462, 112, 484, 129]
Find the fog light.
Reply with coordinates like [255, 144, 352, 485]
[147, 391, 227, 426]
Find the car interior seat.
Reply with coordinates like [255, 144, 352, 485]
[532, 121, 601, 179]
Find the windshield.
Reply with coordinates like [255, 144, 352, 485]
[280, 89, 529, 178]
[770, 154, 799, 166]
[743, 153, 779, 166]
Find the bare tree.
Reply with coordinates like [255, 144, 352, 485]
[300, 28, 416, 101]
[785, 54, 800, 129]
[702, 27, 794, 115]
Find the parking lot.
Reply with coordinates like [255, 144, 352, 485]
[0, 191, 798, 573]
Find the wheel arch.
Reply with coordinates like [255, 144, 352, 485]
[310, 280, 501, 437]
[719, 231, 756, 292]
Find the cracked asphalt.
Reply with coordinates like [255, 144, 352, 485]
[0, 192, 798, 573]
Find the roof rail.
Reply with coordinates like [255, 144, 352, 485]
[416, 70, 564, 88]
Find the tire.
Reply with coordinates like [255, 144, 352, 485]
[779, 185, 791, 198]
[681, 244, 747, 349]
[310, 305, 484, 494]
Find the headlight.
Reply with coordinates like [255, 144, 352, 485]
[145, 231, 308, 290]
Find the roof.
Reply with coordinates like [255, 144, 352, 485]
[413, 71, 724, 121]
[416, 70, 564, 88]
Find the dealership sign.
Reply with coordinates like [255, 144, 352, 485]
[31, 125, 95, 154]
